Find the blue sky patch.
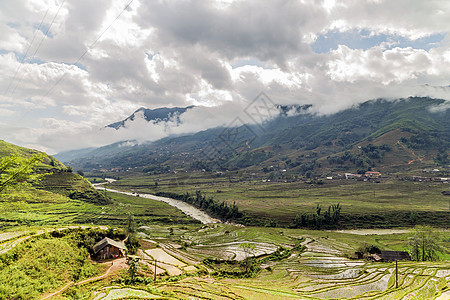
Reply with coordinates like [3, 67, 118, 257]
[34, 23, 53, 38]
[311, 29, 446, 53]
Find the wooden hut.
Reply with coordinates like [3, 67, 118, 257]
[93, 237, 127, 260]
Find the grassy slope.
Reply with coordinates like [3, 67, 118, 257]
[0, 140, 65, 170]
[0, 231, 105, 299]
[0, 140, 102, 201]
[0, 140, 197, 229]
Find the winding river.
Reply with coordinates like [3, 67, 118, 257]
[94, 179, 220, 224]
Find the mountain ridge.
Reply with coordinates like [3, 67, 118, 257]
[106, 105, 195, 130]
[59, 97, 450, 175]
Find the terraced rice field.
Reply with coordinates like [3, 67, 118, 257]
[1, 224, 447, 299]
[87, 225, 449, 299]
[91, 260, 449, 299]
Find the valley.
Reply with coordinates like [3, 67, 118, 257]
[0, 97, 449, 299]
[3, 0, 450, 298]
[100, 170, 450, 229]
[1, 221, 449, 299]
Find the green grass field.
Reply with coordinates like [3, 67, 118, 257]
[106, 171, 450, 227]
[0, 184, 198, 230]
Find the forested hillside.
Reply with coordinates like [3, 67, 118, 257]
[59, 97, 450, 175]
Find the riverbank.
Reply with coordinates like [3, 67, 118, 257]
[93, 181, 220, 224]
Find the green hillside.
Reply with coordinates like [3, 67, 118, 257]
[0, 140, 113, 228]
[61, 97, 450, 177]
[0, 140, 198, 229]
[0, 140, 65, 170]
[0, 140, 109, 203]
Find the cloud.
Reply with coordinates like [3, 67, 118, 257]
[328, 46, 435, 84]
[135, 0, 326, 67]
[1, 0, 450, 153]
[428, 99, 450, 113]
[0, 108, 15, 117]
[325, 0, 450, 39]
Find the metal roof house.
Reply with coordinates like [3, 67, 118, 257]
[379, 251, 411, 262]
[93, 237, 127, 260]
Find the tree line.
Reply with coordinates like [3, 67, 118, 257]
[292, 204, 341, 229]
[155, 190, 242, 221]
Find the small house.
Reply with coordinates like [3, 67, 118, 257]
[379, 251, 411, 262]
[93, 237, 127, 260]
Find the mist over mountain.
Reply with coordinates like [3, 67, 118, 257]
[106, 106, 195, 130]
[58, 97, 450, 175]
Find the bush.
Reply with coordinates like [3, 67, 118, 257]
[0, 231, 103, 299]
[355, 244, 381, 259]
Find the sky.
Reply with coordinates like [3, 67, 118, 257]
[1, 0, 450, 154]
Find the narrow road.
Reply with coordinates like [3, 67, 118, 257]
[41, 258, 127, 299]
[94, 181, 220, 224]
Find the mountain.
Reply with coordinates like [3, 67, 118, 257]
[52, 147, 97, 163]
[106, 106, 195, 130]
[61, 97, 450, 175]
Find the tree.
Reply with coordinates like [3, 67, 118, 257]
[239, 242, 256, 259]
[127, 256, 140, 280]
[239, 242, 257, 273]
[0, 153, 47, 194]
[125, 214, 140, 254]
[408, 225, 443, 261]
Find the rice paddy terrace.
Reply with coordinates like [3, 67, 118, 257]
[0, 206, 448, 299]
[88, 225, 449, 300]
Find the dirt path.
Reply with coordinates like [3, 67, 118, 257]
[41, 282, 74, 300]
[94, 182, 220, 224]
[396, 140, 432, 165]
[41, 258, 127, 299]
[75, 258, 127, 285]
[331, 229, 412, 235]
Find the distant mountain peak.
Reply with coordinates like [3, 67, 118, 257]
[107, 105, 195, 130]
[276, 104, 312, 117]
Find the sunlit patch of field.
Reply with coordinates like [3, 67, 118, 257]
[92, 287, 165, 299]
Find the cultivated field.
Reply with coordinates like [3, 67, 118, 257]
[86, 225, 449, 299]
[1, 216, 448, 298]
[106, 171, 450, 227]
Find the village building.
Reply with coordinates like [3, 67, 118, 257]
[92, 237, 127, 260]
[345, 173, 361, 179]
[371, 251, 411, 262]
[364, 171, 382, 178]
